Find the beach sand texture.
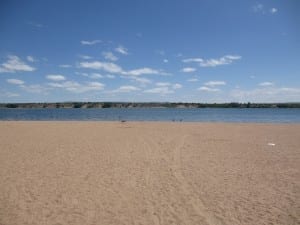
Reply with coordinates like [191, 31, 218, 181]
[0, 122, 299, 225]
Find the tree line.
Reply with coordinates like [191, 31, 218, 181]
[1, 102, 300, 108]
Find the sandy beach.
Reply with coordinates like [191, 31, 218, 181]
[0, 122, 299, 225]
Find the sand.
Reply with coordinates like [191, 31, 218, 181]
[0, 122, 299, 225]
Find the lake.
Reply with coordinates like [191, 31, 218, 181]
[0, 108, 300, 123]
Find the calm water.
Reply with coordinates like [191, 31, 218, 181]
[0, 108, 300, 123]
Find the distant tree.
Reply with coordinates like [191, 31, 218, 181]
[229, 102, 240, 108]
[6, 104, 18, 108]
[102, 102, 112, 108]
[73, 103, 83, 108]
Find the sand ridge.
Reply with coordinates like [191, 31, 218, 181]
[0, 122, 299, 225]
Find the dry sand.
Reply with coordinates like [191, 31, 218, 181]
[0, 122, 299, 225]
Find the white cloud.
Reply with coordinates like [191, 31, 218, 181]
[102, 52, 118, 61]
[26, 56, 35, 62]
[183, 55, 241, 67]
[181, 67, 196, 73]
[90, 73, 103, 79]
[130, 77, 152, 84]
[230, 87, 300, 102]
[48, 81, 104, 93]
[182, 58, 203, 63]
[156, 82, 171, 87]
[201, 55, 241, 67]
[144, 87, 174, 94]
[125, 68, 160, 76]
[270, 8, 278, 14]
[79, 61, 123, 74]
[187, 78, 198, 82]
[258, 82, 274, 87]
[106, 74, 115, 79]
[155, 82, 182, 89]
[204, 81, 226, 87]
[20, 84, 50, 94]
[78, 55, 93, 60]
[0, 55, 36, 73]
[0, 91, 20, 97]
[113, 85, 140, 93]
[81, 40, 102, 45]
[59, 64, 72, 68]
[79, 60, 166, 77]
[115, 46, 128, 55]
[172, 83, 182, 89]
[46, 74, 66, 81]
[163, 59, 168, 63]
[198, 86, 220, 92]
[6, 78, 25, 85]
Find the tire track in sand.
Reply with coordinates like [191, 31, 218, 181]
[171, 134, 223, 225]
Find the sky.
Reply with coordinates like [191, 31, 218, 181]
[0, 0, 299, 103]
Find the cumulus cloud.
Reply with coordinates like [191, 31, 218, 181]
[0, 91, 20, 98]
[0, 55, 36, 73]
[144, 87, 174, 94]
[81, 40, 102, 45]
[125, 68, 160, 76]
[182, 58, 203, 63]
[78, 55, 93, 60]
[79, 61, 123, 74]
[183, 55, 241, 67]
[198, 86, 220, 92]
[130, 77, 152, 84]
[6, 78, 25, 85]
[204, 81, 226, 87]
[200, 55, 241, 67]
[90, 73, 104, 79]
[115, 46, 128, 55]
[156, 82, 171, 87]
[102, 52, 118, 61]
[21, 84, 50, 94]
[78, 60, 166, 76]
[48, 81, 104, 93]
[46, 74, 66, 81]
[230, 87, 300, 102]
[181, 67, 196, 73]
[113, 85, 140, 93]
[144, 82, 182, 94]
[258, 82, 274, 87]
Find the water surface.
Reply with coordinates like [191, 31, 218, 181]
[0, 108, 300, 123]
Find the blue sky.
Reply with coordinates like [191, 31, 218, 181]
[0, 0, 299, 103]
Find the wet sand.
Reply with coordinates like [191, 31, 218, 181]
[0, 122, 299, 225]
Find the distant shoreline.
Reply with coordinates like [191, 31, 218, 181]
[1, 102, 300, 109]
